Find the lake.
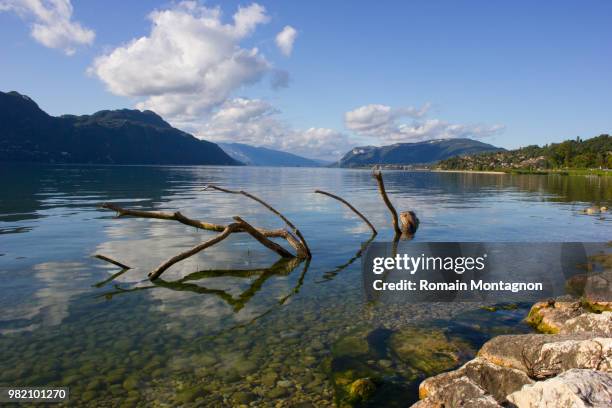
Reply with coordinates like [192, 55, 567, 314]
[0, 164, 610, 407]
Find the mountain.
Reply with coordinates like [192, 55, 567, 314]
[218, 142, 322, 167]
[437, 134, 611, 171]
[334, 138, 504, 168]
[0, 91, 239, 165]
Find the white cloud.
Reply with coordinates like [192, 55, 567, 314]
[275, 25, 297, 56]
[0, 0, 95, 55]
[199, 97, 351, 161]
[345, 103, 503, 143]
[89, 2, 273, 122]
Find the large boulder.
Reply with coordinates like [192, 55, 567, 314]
[560, 312, 612, 335]
[507, 368, 612, 407]
[478, 334, 612, 376]
[418, 357, 532, 403]
[412, 376, 502, 407]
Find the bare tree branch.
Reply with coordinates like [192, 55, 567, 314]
[372, 170, 401, 236]
[314, 190, 377, 235]
[149, 223, 239, 280]
[205, 185, 311, 259]
[233, 216, 294, 258]
[94, 254, 131, 270]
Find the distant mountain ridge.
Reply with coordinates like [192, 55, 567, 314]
[334, 138, 504, 168]
[0, 91, 239, 165]
[218, 142, 322, 167]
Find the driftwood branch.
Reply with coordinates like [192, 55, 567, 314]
[232, 216, 294, 258]
[149, 223, 239, 280]
[314, 190, 377, 235]
[372, 170, 419, 239]
[100, 202, 307, 260]
[205, 185, 311, 259]
[100, 202, 226, 232]
[94, 254, 131, 270]
[372, 170, 402, 237]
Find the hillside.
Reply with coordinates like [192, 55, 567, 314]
[0, 91, 239, 165]
[218, 142, 321, 167]
[437, 134, 611, 171]
[334, 138, 503, 168]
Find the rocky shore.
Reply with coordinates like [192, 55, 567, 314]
[411, 300, 612, 407]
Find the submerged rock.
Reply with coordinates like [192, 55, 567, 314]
[389, 326, 472, 377]
[348, 378, 376, 402]
[507, 368, 612, 407]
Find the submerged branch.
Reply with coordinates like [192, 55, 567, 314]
[314, 190, 377, 235]
[93, 254, 131, 270]
[148, 223, 239, 280]
[205, 185, 311, 259]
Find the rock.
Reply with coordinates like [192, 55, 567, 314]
[389, 326, 472, 376]
[525, 299, 583, 334]
[174, 386, 206, 404]
[412, 376, 502, 408]
[266, 387, 289, 399]
[560, 312, 612, 335]
[233, 359, 258, 375]
[378, 359, 392, 368]
[585, 206, 600, 215]
[261, 372, 278, 387]
[418, 357, 533, 403]
[232, 391, 256, 404]
[348, 378, 376, 402]
[478, 333, 612, 375]
[122, 375, 140, 391]
[507, 369, 612, 407]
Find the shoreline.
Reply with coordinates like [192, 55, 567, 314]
[430, 169, 507, 175]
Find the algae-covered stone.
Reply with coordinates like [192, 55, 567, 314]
[261, 371, 278, 387]
[389, 327, 472, 376]
[348, 378, 376, 402]
[174, 386, 206, 404]
[232, 391, 256, 404]
[525, 299, 583, 333]
[122, 375, 141, 391]
[266, 387, 289, 398]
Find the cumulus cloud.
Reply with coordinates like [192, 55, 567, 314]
[0, 0, 95, 55]
[89, 2, 273, 123]
[275, 25, 297, 56]
[345, 103, 503, 143]
[200, 97, 351, 161]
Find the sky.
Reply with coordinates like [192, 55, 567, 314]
[1, 0, 611, 161]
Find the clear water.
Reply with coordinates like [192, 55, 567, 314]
[0, 164, 610, 407]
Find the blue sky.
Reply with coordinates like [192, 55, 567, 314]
[1, 1, 611, 160]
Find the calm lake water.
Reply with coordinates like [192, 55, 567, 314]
[0, 164, 610, 407]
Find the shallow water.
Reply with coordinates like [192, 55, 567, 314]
[0, 164, 610, 407]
